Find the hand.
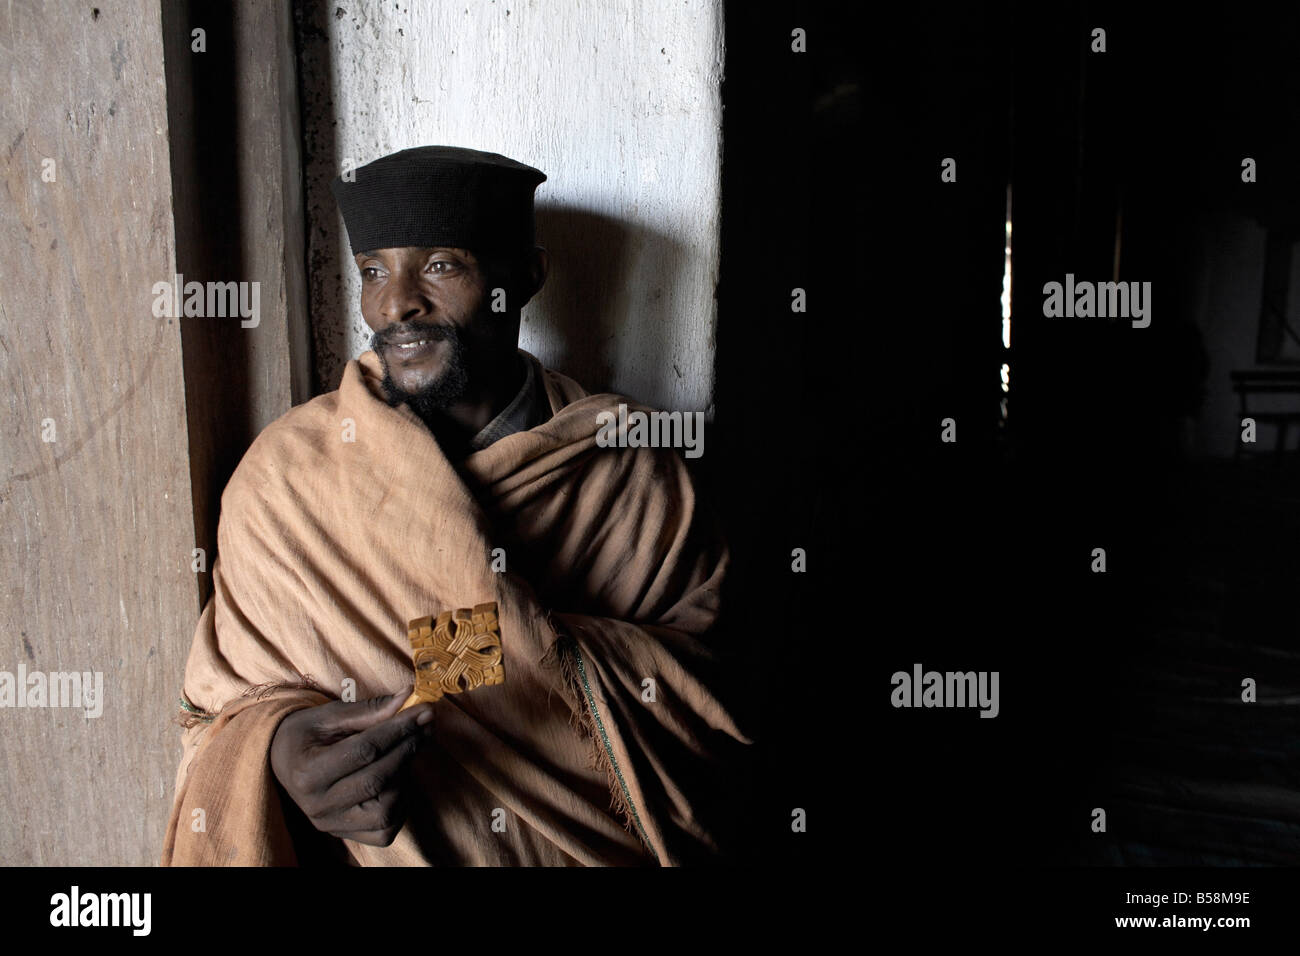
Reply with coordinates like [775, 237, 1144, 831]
[270, 687, 435, 847]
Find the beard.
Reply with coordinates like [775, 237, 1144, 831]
[372, 321, 472, 417]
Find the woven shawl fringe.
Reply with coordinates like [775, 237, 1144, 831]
[173, 675, 325, 730]
[539, 625, 652, 857]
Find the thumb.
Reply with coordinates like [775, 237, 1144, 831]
[313, 685, 413, 737]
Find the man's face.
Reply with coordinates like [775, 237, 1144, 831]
[355, 246, 502, 410]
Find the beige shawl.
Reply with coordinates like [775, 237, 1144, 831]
[161, 350, 750, 866]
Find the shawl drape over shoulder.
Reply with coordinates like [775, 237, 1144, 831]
[161, 350, 751, 866]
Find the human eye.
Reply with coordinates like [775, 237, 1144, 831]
[426, 257, 462, 276]
[359, 263, 386, 281]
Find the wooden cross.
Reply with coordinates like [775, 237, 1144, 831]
[398, 602, 504, 711]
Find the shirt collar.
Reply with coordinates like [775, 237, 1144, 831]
[467, 349, 550, 451]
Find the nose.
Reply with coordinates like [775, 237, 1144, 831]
[377, 269, 433, 326]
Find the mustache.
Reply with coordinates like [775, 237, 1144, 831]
[370, 321, 460, 350]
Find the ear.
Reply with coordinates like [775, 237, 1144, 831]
[519, 246, 549, 305]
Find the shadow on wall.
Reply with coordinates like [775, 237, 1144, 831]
[527, 206, 688, 404]
[163, 0, 248, 609]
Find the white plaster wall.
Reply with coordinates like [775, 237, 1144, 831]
[298, 0, 724, 413]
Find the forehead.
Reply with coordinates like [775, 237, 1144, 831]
[354, 246, 477, 261]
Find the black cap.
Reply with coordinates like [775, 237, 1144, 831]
[330, 145, 547, 256]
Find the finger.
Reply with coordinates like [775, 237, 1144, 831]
[308, 687, 413, 741]
[310, 700, 435, 787]
[313, 727, 427, 816]
[316, 786, 407, 835]
[331, 828, 402, 848]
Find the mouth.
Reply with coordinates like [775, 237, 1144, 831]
[383, 337, 443, 362]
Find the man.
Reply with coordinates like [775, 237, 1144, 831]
[161, 146, 750, 866]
